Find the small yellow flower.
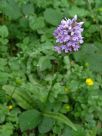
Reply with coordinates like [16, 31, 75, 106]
[8, 105, 13, 110]
[86, 78, 94, 86]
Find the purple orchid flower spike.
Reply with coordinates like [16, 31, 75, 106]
[53, 15, 84, 53]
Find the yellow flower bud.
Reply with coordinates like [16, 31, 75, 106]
[86, 78, 94, 86]
[64, 104, 71, 112]
[8, 105, 13, 110]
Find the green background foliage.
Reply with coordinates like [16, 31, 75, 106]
[0, 0, 102, 136]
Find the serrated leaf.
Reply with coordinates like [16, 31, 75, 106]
[19, 109, 41, 131]
[38, 56, 52, 71]
[0, 123, 13, 136]
[64, 6, 89, 17]
[22, 3, 34, 15]
[29, 15, 45, 30]
[1, 0, 21, 19]
[44, 8, 62, 26]
[33, 0, 52, 8]
[74, 44, 102, 72]
[38, 117, 55, 133]
[62, 126, 73, 136]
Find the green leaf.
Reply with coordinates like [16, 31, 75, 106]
[44, 8, 62, 26]
[0, 72, 9, 84]
[74, 43, 102, 72]
[1, 0, 21, 19]
[0, 58, 7, 71]
[62, 126, 73, 136]
[43, 112, 77, 131]
[2, 85, 34, 109]
[64, 56, 70, 70]
[22, 3, 34, 15]
[72, 125, 85, 136]
[38, 56, 52, 71]
[0, 25, 9, 38]
[64, 6, 89, 17]
[69, 80, 79, 92]
[22, 83, 48, 103]
[29, 15, 45, 30]
[0, 123, 13, 136]
[0, 89, 6, 103]
[0, 105, 8, 124]
[33, 0, 52, 8]
[49, 83, 64, 102]
[19, 109, 42, 131]
[38, 117, 55, 133]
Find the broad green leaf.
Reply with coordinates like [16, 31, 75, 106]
[74, 43, 102, 72]
[38, 117, 55, 133]
[64, 6, 89, 17]
[1, 0, 21, 19]
[8, 57, 20, 71]
[43, 112, 77, 131]
[19, 109, 41, 131]
[22, 3, 34, 15]
[29, 15, 45, 30]
[38, 56, 52, 71]
[44, 8, 62, 26]
[60, 0, 69, 7]
[62, 126, 73, 136]
[0, 123, 13, 136]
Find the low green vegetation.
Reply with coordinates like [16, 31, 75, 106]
[0, 0, 102, 136]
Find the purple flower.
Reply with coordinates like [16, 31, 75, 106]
[53, 15, 84, 53]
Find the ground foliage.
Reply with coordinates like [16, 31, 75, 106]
[0, 0, 102, 136]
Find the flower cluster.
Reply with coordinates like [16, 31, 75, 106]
[53, 15, 84, 53]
